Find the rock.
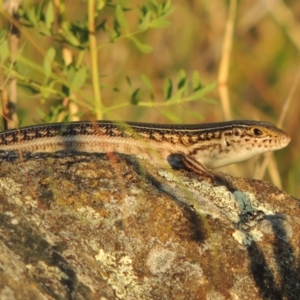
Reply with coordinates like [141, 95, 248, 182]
[0, 153, 299, 299]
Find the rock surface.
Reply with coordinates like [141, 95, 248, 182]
[0, 153, 299, 300]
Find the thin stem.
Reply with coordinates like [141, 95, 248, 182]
[217, 0, 237, 121]
[88, 0, 103, 119]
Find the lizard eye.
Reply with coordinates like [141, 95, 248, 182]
[253, 128, 262, 136]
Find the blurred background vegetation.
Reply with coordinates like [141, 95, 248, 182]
[0, 0, 299, 196]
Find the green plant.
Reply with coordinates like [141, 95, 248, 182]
[0, 0, 215, 124]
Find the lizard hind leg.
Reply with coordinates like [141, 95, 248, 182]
[177, 154, 236, 191]
[167, 153, 214, 179]
[178, 154, 215, 180]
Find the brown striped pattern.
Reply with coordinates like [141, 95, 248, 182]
[0, 120, 291, 170]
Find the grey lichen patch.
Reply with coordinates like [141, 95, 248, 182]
[161, 174, 242, 222]
[68, 195, 124, 230]
[154, 171, 282, 246]
[157, 169, 180, 182]
[159, 173, 270, 225]
[122, 195, 139, 218]
[179, 260, 204, 279]
[95, 249, 150, 299]
[232, 230, 253, 246]
[75, 206, 103, 226]
[249, 228, 264, 242]
[0, 178, 24, 206]
[232, 228, 264, 246]
[146, 245, 176, 274]
[260, 216, 294, 243]
[233, 191, 274, 215]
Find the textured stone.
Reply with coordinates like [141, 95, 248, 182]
[0, 153, 299, 299]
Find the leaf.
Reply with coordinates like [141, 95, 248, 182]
[43, 47, 56, 79]
[17, 81, 40, 93]
[168, 69, 187, 101]
[187, 82, 217, 101]
[97, 0, 106, 11]
[131, 88, 140, 105]
[177, 69, 187, 90]
[126, 75, 132, 86]
[26, 6, 38, 27]
[163, 78, 172, 100]
[192, 71, 203, 91]
[149, 18, 171, 28]
[62, 22, 80, 47]
[112, 19, 121, 39]
[129, 36, 152, 53]
[138, 10, 151, 31]
[141, 73, 153, 92]
[160, 0, 174, 18]
[38, 22, 52, 36]
[66, 65, 76, 83]
[167, 90, 182, 103]
[45, 1, 54, 29]
[70, 67, 88, 90]
[115, 5, 129, 33]
[149, 0, 173, 28]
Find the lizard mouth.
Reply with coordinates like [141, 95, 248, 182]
[280, 133, 291, 147]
